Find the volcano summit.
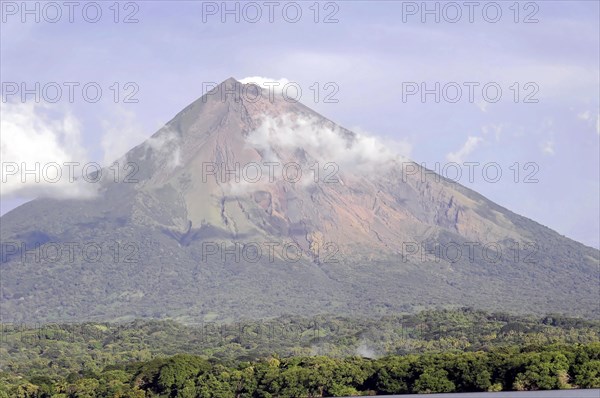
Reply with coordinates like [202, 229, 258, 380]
[1, 78, 598, 323]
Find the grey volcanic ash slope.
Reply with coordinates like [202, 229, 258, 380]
[1, 78, 598, 323]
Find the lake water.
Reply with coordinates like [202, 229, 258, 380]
[343, 389, 600, 397]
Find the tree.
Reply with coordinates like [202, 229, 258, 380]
[196, 372, 235, 398]
[513, 352, 570, 390]
[371, 356, 413, 394]
[71, 378, 100, 398]
[413, 367, 455, 394]
[574, 360, 600, 388]
[14, 383, 39, 398]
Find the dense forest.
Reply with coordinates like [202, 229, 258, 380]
[1, 309, 599, 397]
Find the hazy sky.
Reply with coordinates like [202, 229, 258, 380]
[1, 1, 599, 248]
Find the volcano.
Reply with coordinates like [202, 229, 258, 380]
[1, 78, 598, 323]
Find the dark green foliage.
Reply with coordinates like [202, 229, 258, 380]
[1, 309, 599, 396]
[2, 344, 600, 397]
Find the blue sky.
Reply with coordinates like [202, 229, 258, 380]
[1, 0, 599, 247]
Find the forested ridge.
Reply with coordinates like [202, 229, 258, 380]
[1, 309, 599, 397]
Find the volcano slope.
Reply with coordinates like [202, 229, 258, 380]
[1, 78, 598, 323]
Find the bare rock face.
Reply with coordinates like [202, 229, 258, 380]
[1, 78, 598, 323]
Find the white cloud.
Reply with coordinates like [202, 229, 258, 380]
[0, 102, 97, 199]
[446, 136, 484, 163]
[246, 114, 409, 171]
[475, 100, 489, 113]
[141, 129, 182, 170]
[578, 110, 600, 135]
[101, 108, 147, 166]
[219, 114, 410, 194]
[239, 76, 290, 94]
[578, 110, 591, 120]
[482, 124, 503, 142]
[541, 140, 555, 156]
[351, 126, 413, 159]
